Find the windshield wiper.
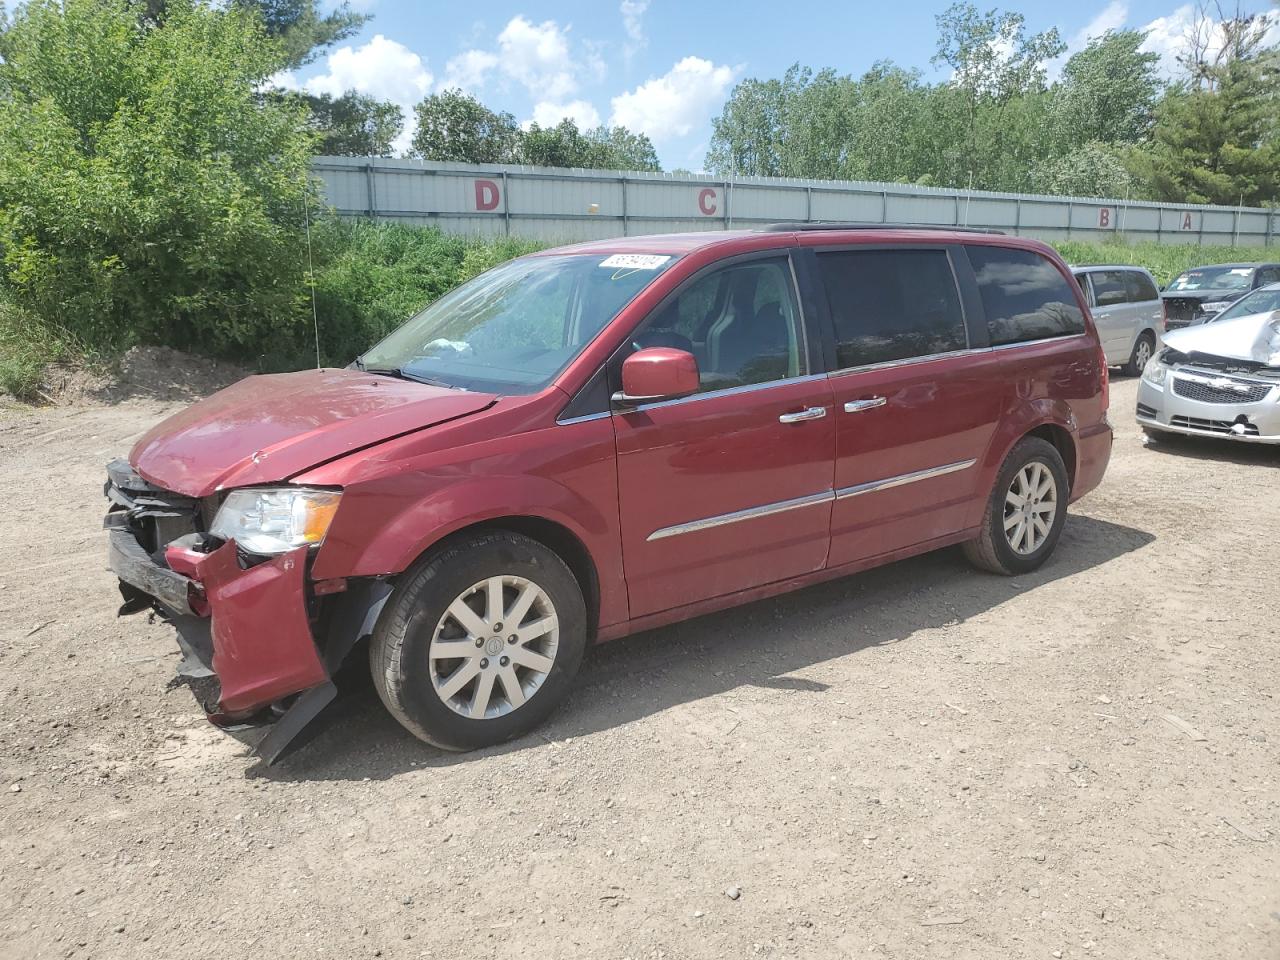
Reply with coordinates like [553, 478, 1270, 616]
[361, 365, 457, 389]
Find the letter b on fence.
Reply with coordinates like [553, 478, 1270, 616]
[475, 179, 501, 212]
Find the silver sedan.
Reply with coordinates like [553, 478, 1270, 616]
[1136, 283, 1280, 444]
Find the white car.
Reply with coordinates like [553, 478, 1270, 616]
[1071, 265, 1164, 374]
[1136, 282, 1280, 443]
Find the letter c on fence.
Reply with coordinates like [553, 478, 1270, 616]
[1098, 208, 1111, 228]
[475, 179, 501, 212]
[698, 187, 718, 216]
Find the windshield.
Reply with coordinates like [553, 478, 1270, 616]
[360, 252, 676, 393]
[1166, 266, 1253, 292]
[1211, 287, 1280, 323]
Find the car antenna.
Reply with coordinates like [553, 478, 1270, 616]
[303, 178, 321, 370]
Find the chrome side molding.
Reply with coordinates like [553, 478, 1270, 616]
[835, 458, 976, 500]
[647, 490, 834, 542]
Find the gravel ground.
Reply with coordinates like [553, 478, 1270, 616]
[1, 376, 1277, 960]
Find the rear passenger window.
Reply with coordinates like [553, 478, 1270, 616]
[968, 247, 1085, 346]
[818, 249, 967, 367]
[1091, 271, 1128, 307]
[1126, 271, 1159, 302]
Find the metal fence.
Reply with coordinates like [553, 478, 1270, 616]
[312, 156, 1279, 248]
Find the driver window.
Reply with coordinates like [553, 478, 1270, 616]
[627, 256, 807, 394]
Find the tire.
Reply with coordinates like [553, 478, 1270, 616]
[369, 531, 587, 751]
[963, 437, 1070, 576]
[1122, 331, 1156, 377]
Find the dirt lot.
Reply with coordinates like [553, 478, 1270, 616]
[1, 376, 1277, 960]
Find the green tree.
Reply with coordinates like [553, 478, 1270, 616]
[586, 125, 661, 171]
[1029, 143, 1135, 197]
[931, 3, 1065, 188]
[1054, 30, 1162, 146]
[143, 0, 367, 69]
[0, 0, 317, 357]
[1130, 62, 1280, 205]
[411, 89, 521, 163]
[302, 91, 402, 157]
[230, 0, 368, 69]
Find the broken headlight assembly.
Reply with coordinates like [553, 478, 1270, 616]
[210, 488, 341, 555]
[1142, 353, 1170, 387]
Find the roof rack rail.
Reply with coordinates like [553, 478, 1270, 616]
[758, 221, 1006, 235]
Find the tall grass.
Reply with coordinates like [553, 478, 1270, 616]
[1051, 240, 1271, 286]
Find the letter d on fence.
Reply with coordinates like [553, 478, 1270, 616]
[475, 179, 501, 212]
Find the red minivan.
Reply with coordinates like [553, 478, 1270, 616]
[105, 226, 1111, 760]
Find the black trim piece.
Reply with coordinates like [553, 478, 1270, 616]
[950, 245, 990, 349]
[791, 246, 837, 375]
[557, 365, 612, 422]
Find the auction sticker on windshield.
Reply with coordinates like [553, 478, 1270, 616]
[599, 254, 672, 269]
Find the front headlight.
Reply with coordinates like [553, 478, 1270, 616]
[1200, 301, 1233, 315]
[210, 487, 341, 555]
[1142, 355, 1169, 386]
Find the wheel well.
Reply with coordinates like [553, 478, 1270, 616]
[1026, 424, 1077, 490]
[422, 517, 601, 639]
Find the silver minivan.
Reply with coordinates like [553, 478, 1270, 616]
[1072, 265, 1164, 374]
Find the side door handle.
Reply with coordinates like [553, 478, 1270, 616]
[844, 397, 887, 413]
[778, 406, 828, 424]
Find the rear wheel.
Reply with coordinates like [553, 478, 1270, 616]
[1123, 331, 1156, 376]
[370, 531, 586, 751]
[963, 437, 1069, 576]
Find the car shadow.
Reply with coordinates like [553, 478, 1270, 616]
[1141, 432, 1280, 467]
[251, 514, 1156, 782]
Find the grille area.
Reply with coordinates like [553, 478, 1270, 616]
[1171, 375, 1272, 404]
[1136, 402, 1157, 418]
[1170, 415, 1260, 437]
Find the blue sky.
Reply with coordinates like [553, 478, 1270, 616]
[279, 1, 1280, 167]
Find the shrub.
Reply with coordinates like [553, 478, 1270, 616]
[309, 220, 542, 366]
[0, 0, 317, 363]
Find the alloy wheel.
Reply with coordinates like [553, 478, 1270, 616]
[1134, 338, 1153, 371]
[1003, 461, 1057, 555]
[428, 575, 559, 720]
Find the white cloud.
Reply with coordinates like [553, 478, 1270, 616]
[1140, 4, 1280, 78]
[1045, 1, 1129, 79]
[609, 57, 739, 144]
[497, 16, 579, 100]
[620, 0, 650, 60]
[441, 49, 499, 93]
[1070, 1, 1129, 50]
[287, 35, 433, 155]
[530, 99, 602, 130]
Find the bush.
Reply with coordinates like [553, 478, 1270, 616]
[0, 0, 316, 364]
[309, 220, 542, 366]
[0, 299, 83, 401]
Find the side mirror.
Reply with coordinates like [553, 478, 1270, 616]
[614, 347, 699, 406]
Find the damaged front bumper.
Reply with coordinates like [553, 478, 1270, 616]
[1136, 368, 1280, 443]
[104, 460, 388, 763]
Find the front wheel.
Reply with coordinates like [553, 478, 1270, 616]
[1122, 331, 1156, 377]
[963, 437, 1069, 576]
[370, 531, 587, 751]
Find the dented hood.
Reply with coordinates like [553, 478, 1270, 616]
[130, 369, 495, 497]
[1164, 310, 1280, 367]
